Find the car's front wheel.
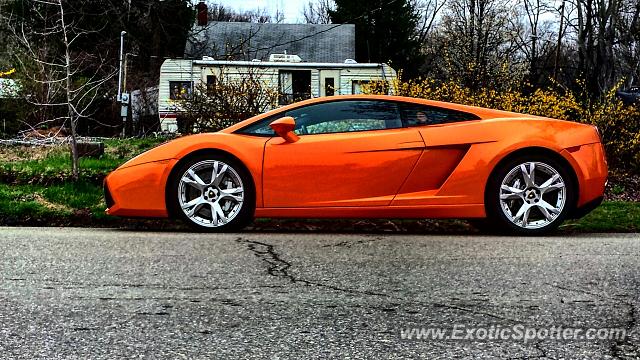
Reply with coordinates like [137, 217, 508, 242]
[485, 155, 575, 235]
[167, 153, 255, 232]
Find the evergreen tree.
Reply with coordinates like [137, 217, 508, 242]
[329, 0, 422, 77]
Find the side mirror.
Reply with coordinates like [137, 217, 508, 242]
[269, 116, 299, 143]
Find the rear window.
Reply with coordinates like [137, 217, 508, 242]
[399, 103, 480, 126]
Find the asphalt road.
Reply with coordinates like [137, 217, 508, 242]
[0, 228, 639, 359]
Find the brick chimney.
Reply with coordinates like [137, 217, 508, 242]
[197, 1, 208, 26]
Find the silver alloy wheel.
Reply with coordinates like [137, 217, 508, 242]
[499, 161, 566, 229]
[178, 160, 244, 228]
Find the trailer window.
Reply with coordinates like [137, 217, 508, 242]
[278, 70, 311, 105]
[325, 78, 335, 96]
[169, 81, 192, 100]
[352, 80, 388, 95]
[352, 80, 369, 94]
[206, 75, 217, 93]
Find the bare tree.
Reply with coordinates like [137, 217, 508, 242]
[0, 1, 12, 65]
[571, 0, 618, 94]
[302, 0, 335, 24]
[562, 0, 640, 94]
[413, 0, 447, 44]
[208, 4, 284, 23]
[504, 0, 558, 87]
[8, 0, 116, 179]
[520, 0, 546, 82]
[612, 0, 640, 87]
[435, 0, 521, 88]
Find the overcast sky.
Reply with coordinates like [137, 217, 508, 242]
[208, 0, 307, 23]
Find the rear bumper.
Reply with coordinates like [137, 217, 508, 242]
[570, 195, 603, 219]
[562, 142, 608, 207]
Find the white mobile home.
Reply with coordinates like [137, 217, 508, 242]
[158, 57, 396, 132]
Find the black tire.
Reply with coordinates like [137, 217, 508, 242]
[484, 154, 576, 235]
[166, 152, 255, 232]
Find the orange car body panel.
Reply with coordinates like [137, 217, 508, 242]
[104, 95, 607, 219]
[263, 127, 423, 207]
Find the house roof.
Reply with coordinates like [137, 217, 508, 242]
[192, 59, 385, 68]
[184, 22, 355, 63]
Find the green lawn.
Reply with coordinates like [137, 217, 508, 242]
[562, 201, 640, 232]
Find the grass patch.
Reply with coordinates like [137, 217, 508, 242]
[0, 183, 60, 217]
[562, 201, 640, 232]
[0, 137, 167, 185]
[0, 181, 105, 216]
[41, 181, 106, 213]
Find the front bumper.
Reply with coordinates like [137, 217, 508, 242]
[104, 180, 115, 209]
[104, 159, 176, 218]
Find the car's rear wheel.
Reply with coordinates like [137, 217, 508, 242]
[167, 153, 254, 232]
[485, 155, 575, 235]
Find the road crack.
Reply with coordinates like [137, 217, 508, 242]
[321, 236, 385, 248]
[236, 237, 388, 297]
[432, 302, 522, 323]
[237, 237, 529, 321]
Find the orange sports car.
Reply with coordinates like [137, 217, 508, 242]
[104, 95, 607, 235]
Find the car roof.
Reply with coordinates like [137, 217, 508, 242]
[221, 95, 540, 133]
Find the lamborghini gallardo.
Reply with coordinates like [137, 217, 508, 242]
[104, 95, 607, 235]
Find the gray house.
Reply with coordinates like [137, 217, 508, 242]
[185, 21, 356, 63]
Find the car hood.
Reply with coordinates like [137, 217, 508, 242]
[117, 133, 221, 169]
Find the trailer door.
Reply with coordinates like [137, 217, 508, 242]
[320, 69, 340, 96]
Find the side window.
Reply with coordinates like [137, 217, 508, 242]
[236, 100, 402, 136]
[286, 100, 402, 135]
[399, 103, 480, 126]
[236, 115, 277, 136]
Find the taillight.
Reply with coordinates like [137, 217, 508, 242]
[593, 126, 608, 166]
[593, 125, 603, 143]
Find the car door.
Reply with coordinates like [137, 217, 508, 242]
[261, 100, 425, 208]
[391, 102, 484, 206]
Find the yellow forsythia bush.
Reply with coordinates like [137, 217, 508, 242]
[363, 77, 640, 172]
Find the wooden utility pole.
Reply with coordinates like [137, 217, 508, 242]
[553, 0, 566, 81]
